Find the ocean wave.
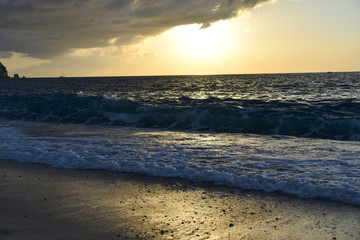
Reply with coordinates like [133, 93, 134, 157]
[1, 122, 359, 205]
[0, 93, 359, 140]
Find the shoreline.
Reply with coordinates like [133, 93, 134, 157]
[0, 159, 359, 239]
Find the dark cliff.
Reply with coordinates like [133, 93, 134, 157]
[0, 62, 9, 78]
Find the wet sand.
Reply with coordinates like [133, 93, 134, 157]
[0, 159, 359, 240]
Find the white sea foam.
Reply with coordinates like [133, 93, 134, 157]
[1, 120, 360, 205]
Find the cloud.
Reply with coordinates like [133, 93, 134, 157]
[0, 0, 269, 58]
[0, 51, 13, 58]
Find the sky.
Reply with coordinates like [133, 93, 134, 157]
[0, 0, 359, 77]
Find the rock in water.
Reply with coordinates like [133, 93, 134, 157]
[0, 62, 9, 78]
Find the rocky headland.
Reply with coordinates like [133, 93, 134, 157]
[0, 62, 9, 78]
[0, 62, 24, 78]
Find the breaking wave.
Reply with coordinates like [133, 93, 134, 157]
[0, 93, 359, 140]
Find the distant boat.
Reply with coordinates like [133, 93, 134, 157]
[327, 71, 333, 74]
[60, 68, 65, 78]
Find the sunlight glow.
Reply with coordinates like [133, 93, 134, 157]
[170, 22, 234, 63]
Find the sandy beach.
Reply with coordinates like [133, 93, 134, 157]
[0, 158, 359, 240]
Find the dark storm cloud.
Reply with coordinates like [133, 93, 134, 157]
[0, 0, 269, 58]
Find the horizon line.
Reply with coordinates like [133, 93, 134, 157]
[7, 70, 359, 79]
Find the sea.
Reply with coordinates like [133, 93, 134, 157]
[0, 72, 359, 205]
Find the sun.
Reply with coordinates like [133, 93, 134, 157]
[170, 21, 233, 63]
[119, 20, 243, 75]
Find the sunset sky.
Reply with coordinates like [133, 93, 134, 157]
[1, 0, 359, 77]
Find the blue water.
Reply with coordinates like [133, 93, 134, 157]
[0, 72, 359, 204]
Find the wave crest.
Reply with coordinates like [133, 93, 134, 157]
[1, 93, 359, 140]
